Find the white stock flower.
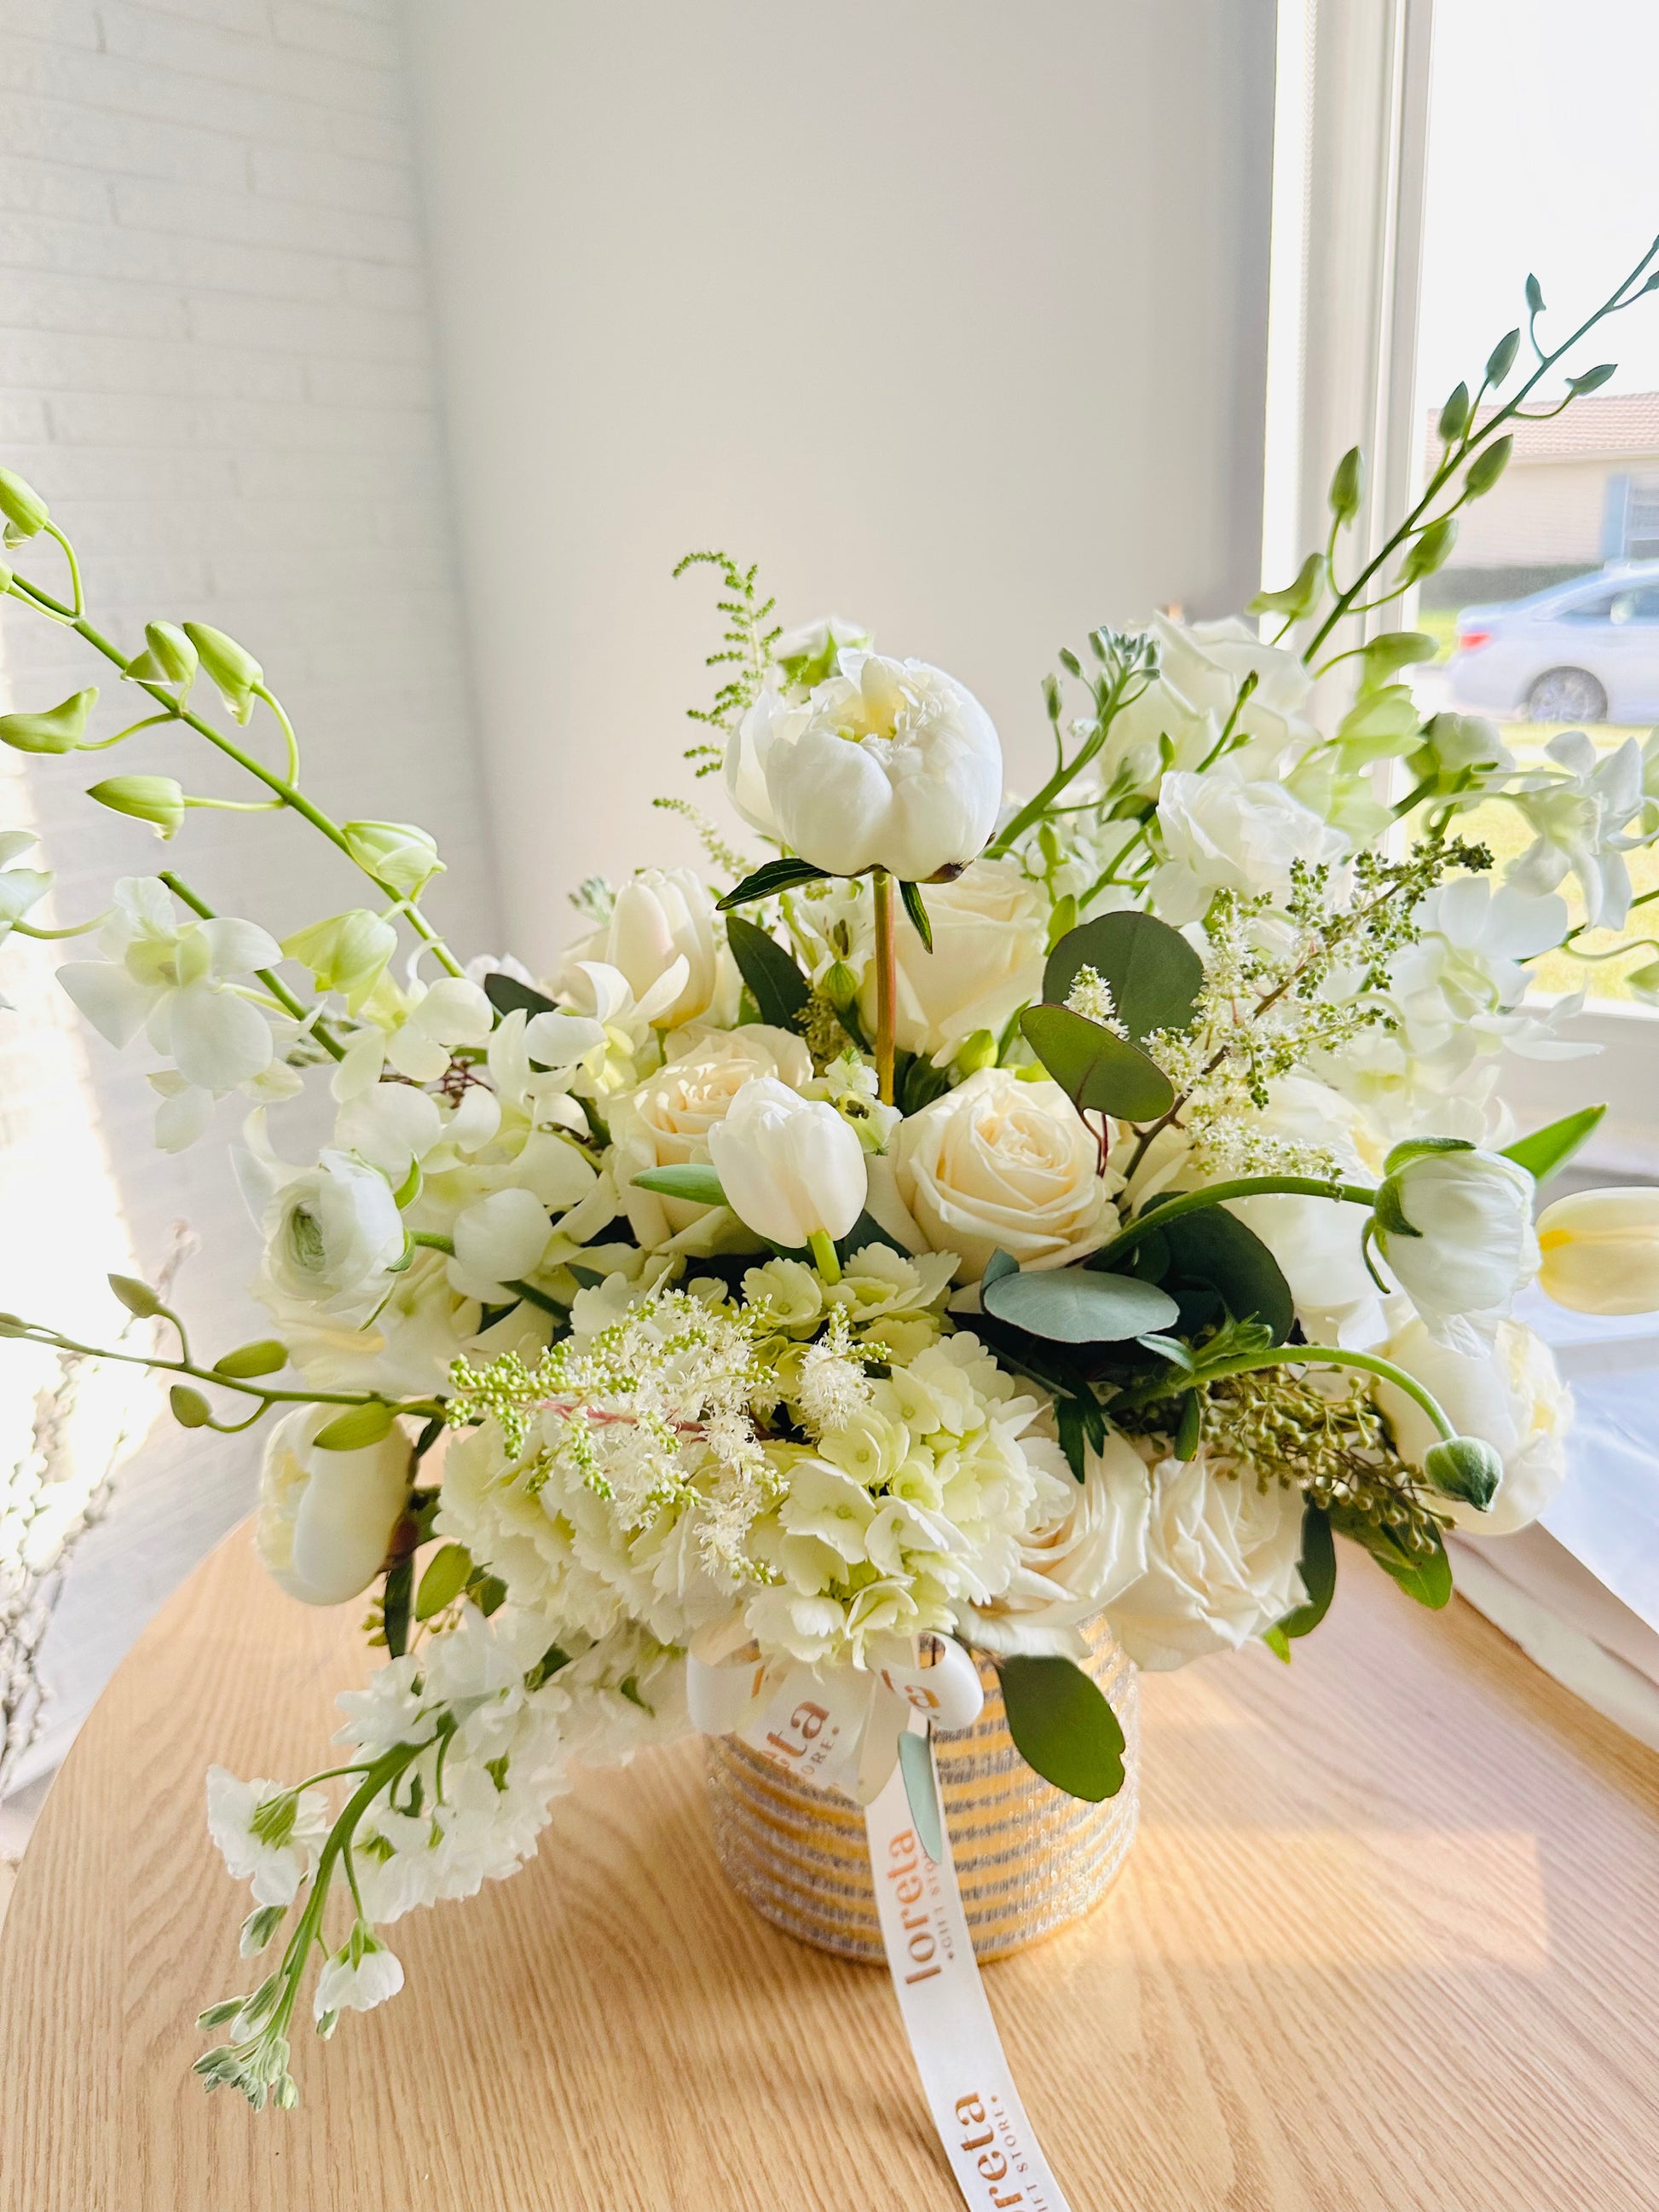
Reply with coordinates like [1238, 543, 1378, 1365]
[707, 1076, 868, 1250]
[892, 1068, 1115, 1283]
[1373, 1141, 1539, 1354]
[258, 1149, 407, 1317]
[58, 876, 281, 1137]
[254, 1405, 412, 1605]
[1373, 1314, 1570, 1536]
[205, 1766, 330, 1907]
[1149, 760, 1347, 924]
[728, 651, 1002, 880]
[1096, 1442, 1307, 1670]
[314, 1933, 405, 2022]
[1507, 731, 1645, 929]
[610, 1025, 812, 1250]
[1536, 1185, 1659, 1315]
[566, 867, 735, 1031]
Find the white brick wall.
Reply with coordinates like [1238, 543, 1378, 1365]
[0, 0, 497, 1780]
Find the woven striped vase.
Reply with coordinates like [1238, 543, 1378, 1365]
[704, 1617, 1140, 1962]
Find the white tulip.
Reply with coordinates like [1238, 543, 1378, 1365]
[706, 1076, 867, 1251]
[1373, 1314, 1571, 1535]
[569, 867, 733, 1031]
[260, 1149, 407, 1316]
[1373, 1141, 1539, 1353]
[892, 1068, 1114, 1283]
[728, 651, 1002, 881]
[254, 1405, 412, 1606]
[1536, 1186, 1659, 1315]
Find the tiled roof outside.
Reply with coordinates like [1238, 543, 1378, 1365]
[1429, 390, 1659, 464]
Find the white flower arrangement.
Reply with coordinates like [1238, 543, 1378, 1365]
[1, 257, 1658, 2111]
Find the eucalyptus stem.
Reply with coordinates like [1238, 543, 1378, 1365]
[1097, 1175, 1378, 1267]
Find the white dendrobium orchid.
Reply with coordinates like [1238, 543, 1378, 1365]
[205, 1766, 330, 1908]
[332, 973, 495, 1099]
[0, 830, 51, 948]
[1148, 759, 1348, 924]
[1372, 1141, 1540, 1354]
[727, 651, 1002, 881]
[314, 1933, 405, 2023]
[485, 1005, 605, 1127]
[58, 877, 283, 1138]
[1507, 730, 1646, 929]
[707, 1077, 868, 1253]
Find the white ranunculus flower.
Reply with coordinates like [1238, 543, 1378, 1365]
[707, 1076, 868, 1250]
[610, 1025, 812, 1250]
[864, 858, 1049, 1060]
[566, 867, 735, 1031]
[729, 651, 1002, 881]
[893, 1068, 1115, 1283]
[1149, 759, 1348, 925]
[259, 1148, 407, 1317]
[1536, 1186, 1659, 1316]
[1097, 1442, 1308, 1670]
[254, 1405, 412, 1606]
[1373, 1141, 1539, 1353]
[1373, 1314, 1571, 1536]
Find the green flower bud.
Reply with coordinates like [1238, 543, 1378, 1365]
[1248, 550, 1326, 621]
[1484, 327, 1520, 387]
[170, 1383, 212, 1429]
[1334, 684, 1423, 764]
[1436, 381, 1471, 443]
[124, 620, 198, 689]
[108, 1273, 163, 1318]
[87, 774, 186, 839]
[1567, 362, 1616, 396]
[0, 687, 98, 754]
[281, 908, 396, 1014]
[1524, 272, 1545, 316]
[1045, 892, 1078, 950]
[342, 818, 443, 897]
[1465, 435, 1512, 500]
[1327, 445, 1365, 526]
[1626, 957, 1659, 1005]
[213, 1340, 289, 1379]
[1424, 1435, 1502, 1511]
[1399, 514, 1458, 586]
[0, 465, 49, 543]
[182, 621, 263, 724]
[1357, 631, 1439, 689]
[823, 959, 859, 1011]
[954, 1028, 997, 1077]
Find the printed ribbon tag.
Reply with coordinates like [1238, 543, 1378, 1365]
[865, 1722, 1076, 2212]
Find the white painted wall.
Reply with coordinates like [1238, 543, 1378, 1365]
[0, 0, 496, 1782]
[402, 0, 1278, 960]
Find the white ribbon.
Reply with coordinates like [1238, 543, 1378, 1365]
[865, 1721, 1076, 2212]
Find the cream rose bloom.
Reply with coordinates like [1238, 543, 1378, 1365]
[610, 1023, 812, 1250]
[864, 858, 1048, 1061]
[892, 1067, 1115, 1283]
[1373, 1314, 1571, 1535]
[962, 1429, 1154, 1657]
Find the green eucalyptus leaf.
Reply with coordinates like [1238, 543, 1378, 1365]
[716, 857, 832, 910]
[1501, 1103, 1604, 1182]
[414, 1542, 474, 1620]
[1138, 1204, 1294, 1343]
[1019, 1003, 1175, 1122]
[997, 1655, 1126, 1801]
[1043, 910, 1203, 1040]
[725, 912, 812, 1030]
[981, 1248, 1019, 1288]
[981, 1266, 1178, 1344]
[483, 971, 559, 1022]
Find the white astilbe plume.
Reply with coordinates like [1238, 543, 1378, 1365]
[1064, 964, 1129, 1037]
[795, 1304, 877, 1432]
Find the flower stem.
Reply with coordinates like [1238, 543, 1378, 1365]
[158, 870, 344, 1062]
[1166, 1343, 1456, 1443]
[1097, 1175, 1379, 1267]
[807, 1229, 841, 1285]
[873, 867, 897, 1105]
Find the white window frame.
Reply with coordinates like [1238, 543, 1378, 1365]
[1263, 0, 1659, 1175]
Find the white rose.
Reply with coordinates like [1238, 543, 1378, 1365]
[1149, 613, 1317, 751]
[567, 867, 734, 1031]
[860, 858, 1048, 1060]
[610, 1025, 812, 1248]
[1373, 1314, 1571, 1535]
[729, 651, 1002, 881]
[1149, 759, 1348, 925]
[1097, 1443, 1307, 1671]
[254, 1405, 412, 1606]
[707, 1077, 868, 1250]
[963, 1429, 1154, 1657]
[1373, 1141, 1539, 1353]
[259, 1149, 406, 1317]
[892, 1067, 1115, 1283]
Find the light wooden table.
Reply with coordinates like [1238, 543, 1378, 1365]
[3, 1527, 1656, 2211]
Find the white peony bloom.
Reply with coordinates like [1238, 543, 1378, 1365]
[1373, 1141, 1539, 1354]
[1096, 1444, 1307, 1670]
[1536, 1185, 1659, 1315]
[610, 1024, 812, 1250]
[728, 651, 1002, 880]
[892, 1067, 1115, 1283]
[1149, 759, 1348, 924]
[258, 1149, 407, 1318]
[1508, 730, 1645, 930]
[314, 1933, 404, 2023]
[254, 1405, 411, 1606]
[707, 1076, 868, 1250]
[565, 866, 735, 1031]
[205, 1766, 330, 1908]
[1373, 1314, 1571, 1536]
[58, 875, 282, 1140]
